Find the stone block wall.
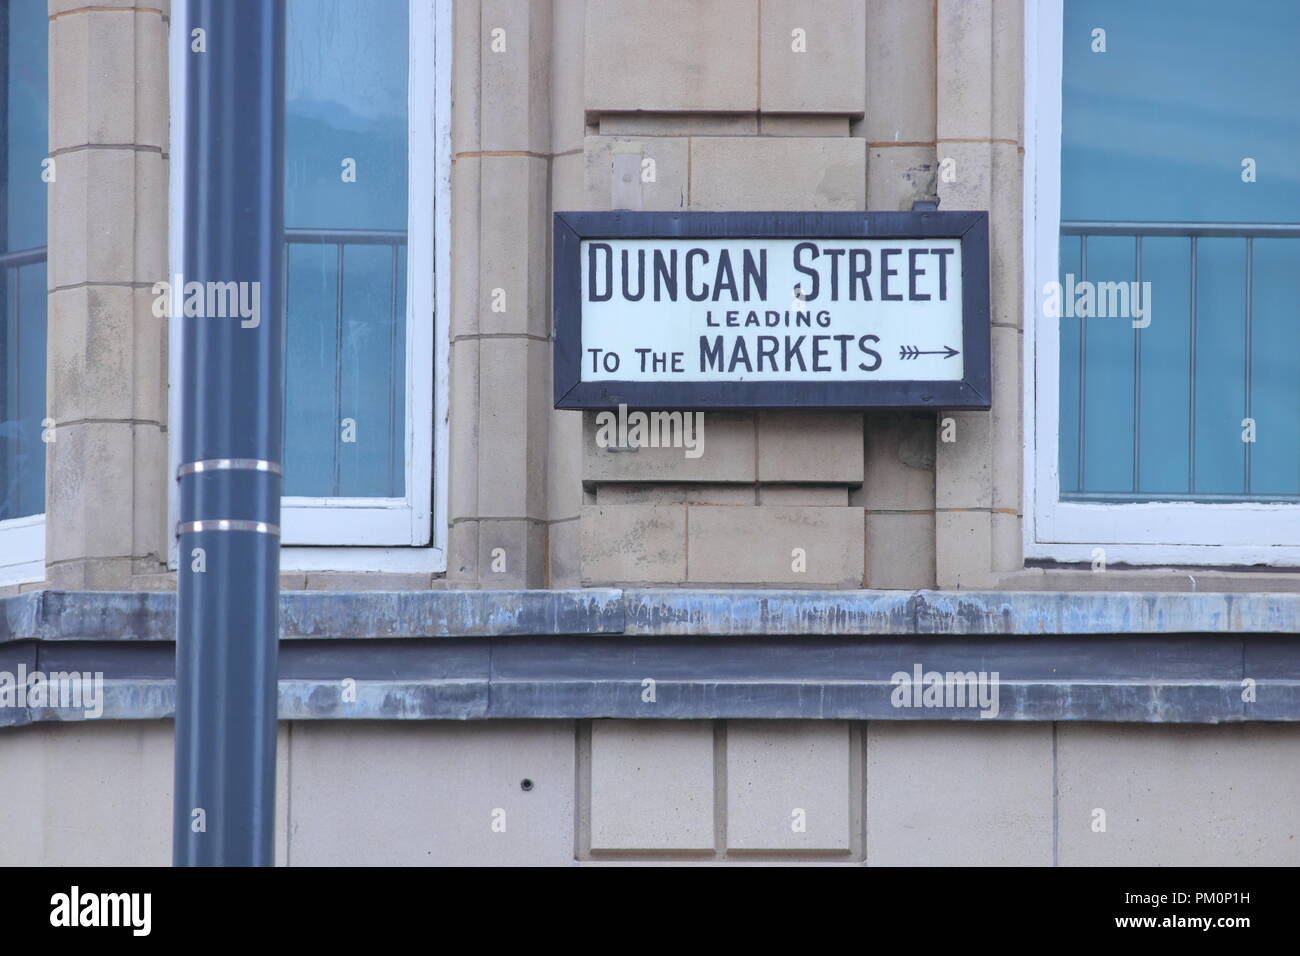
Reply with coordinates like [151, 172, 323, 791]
[3, 0, 1290, 599]
[5, 718, 1300, 865]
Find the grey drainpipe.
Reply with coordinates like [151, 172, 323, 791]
[173, 0, 285, 867]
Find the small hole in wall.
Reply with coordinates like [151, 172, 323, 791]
[520, 778, 534, 792]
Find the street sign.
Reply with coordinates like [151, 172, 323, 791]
[553, 211, 990, 409]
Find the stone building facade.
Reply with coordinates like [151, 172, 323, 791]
[0, 0, 1297, 865]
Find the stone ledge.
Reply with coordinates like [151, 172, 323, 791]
[2, 588, 1294, 643]
[1, 659, 1298, 725]
[2, 589, 1297, 725]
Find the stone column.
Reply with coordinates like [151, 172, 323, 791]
[45, 0, 170, 589]
[933, 0, 1023, 588]
[857, 0, 941, 589]
[447, 0, 553, 587]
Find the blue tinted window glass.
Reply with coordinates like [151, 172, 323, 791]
[0, 0, 47, 523]
[1058, 235, 1081, 493]
[1062, 0, 1300, 223]
[5, 0, 46, 252]
[1192, 239, 1247, 495]
[337, 243, 403, 496]
[1060, 0, 1299, 503]
[283, 0, 408, 500]
[285, 0, 408, 231]
[1136, 238, 1191, 494]
[283, 243, 340, 497]
[390, 245, 406, 491]
[1078, 236, 1135, 493]
[1248, 240, 1300, 496]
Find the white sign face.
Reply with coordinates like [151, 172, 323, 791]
[578, 238, 964, 383]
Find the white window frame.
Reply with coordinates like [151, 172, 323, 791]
[1023, 0, 1300, 567]
[0, 4, 48, 587]
[167, 0, 450, 573]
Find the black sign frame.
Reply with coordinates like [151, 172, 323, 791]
[553, 210, 991, 410]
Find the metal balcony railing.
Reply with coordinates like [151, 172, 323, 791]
[1058, 221, 1300, 504]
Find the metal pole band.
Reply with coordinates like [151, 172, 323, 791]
[178, 520, 281, 536]
[177, 458, 283, 479]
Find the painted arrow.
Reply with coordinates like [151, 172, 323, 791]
[898, 345, 960, 360]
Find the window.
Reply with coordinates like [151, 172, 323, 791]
[1025, 0, 1300, 565]
[168, 0, 450, 570]
[0, 0, 47, 586]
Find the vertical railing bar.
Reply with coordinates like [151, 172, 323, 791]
[9, 262, 21, 515]
[1132, 236, 1141, 494]
[10, 263, 18, 410]
[388, 242, 399, 495]
[281, 240, 290, 493]
[0, 266, 7, 516]
[1244, 236, 1253, 495]
[1189, 237, 1197, 493]
[1078, 235, 1088, 492]
[334, 242, 344, 497]
[1057, 226, 1273, 504]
